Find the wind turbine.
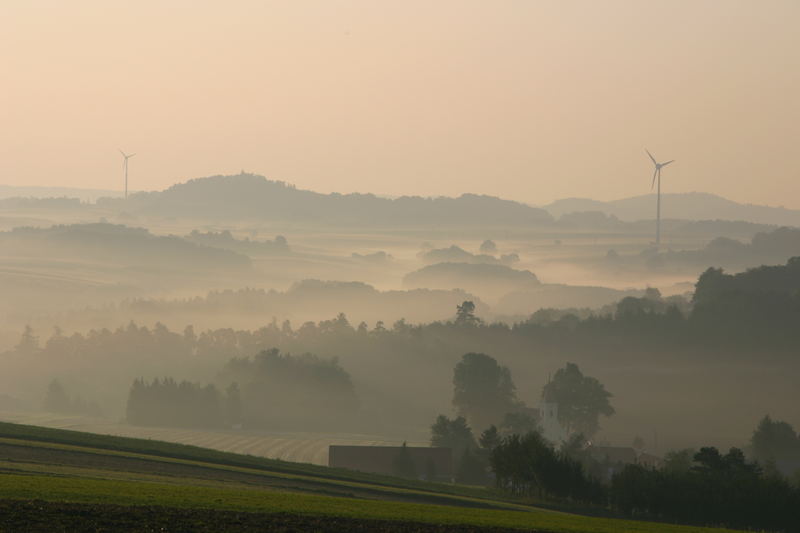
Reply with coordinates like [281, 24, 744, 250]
[119, 149, 136, 199]
[646, 149, 674, 247]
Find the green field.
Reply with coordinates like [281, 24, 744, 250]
[0, 422, 738, 532]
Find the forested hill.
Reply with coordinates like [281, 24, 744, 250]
[98, 174, 554, 226]
[0, 223, 251, 270]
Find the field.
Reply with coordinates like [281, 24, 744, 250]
[0, 411, 425, 465]
[0, 421, 740, 532]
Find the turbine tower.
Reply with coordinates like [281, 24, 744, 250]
[119, 149, 136, 200]
[646, 149, 674, 247]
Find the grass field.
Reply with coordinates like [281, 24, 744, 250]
[0, 421, 739, 532]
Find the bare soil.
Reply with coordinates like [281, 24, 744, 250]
[0, 499, 538, 533]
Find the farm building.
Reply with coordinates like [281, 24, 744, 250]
[328, 445, 452, 481]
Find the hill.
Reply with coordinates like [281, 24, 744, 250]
[498, 285, 643, 315]
[0, 223, 251, 271]
[651, 227, 800, 272]
[0, 184, 121, 202]
[402, 263, 641, 312]
[0, 421, 738, 533]
[403, 262, 541, 300]
[545, 192, 800, 227]
[97, 173, 554, 227]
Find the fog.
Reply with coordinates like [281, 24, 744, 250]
[4, 4, 800, 530]
[0, 174, 798, 462]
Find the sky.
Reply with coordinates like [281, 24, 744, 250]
[1, 0, 799, 207]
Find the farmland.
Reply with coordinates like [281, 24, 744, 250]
[0, 421, 740, 532]
[0, 411, 424, 465]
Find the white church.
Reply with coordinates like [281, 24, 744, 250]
[538, 401, 569, 445]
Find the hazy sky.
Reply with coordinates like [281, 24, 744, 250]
[1, 1, 798, 207]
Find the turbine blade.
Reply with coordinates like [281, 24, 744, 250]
[119, 149, 126, 157]
[661, 159, 674, 167]
[646, 149, 657, 165]
[651, 168, 658, 189]
[129, 153, 136, 158]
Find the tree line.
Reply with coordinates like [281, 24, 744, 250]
[610, 446, 799, 531]
[124, 348, 358, 431]
[13, 257, 800, 418]
[429, 354, 614, 487]
[439, 418, 800, 531]
[428, 351, 799, 531]
[43, 379, 102, 417]
[13, 256, 800, 367]
[127, 378, 239, 428]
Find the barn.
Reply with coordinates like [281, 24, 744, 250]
[328, 445, 452, 481]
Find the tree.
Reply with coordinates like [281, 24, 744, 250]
[542, 362, 614, 437]
[454, 301, 480, 326]
[611, 445, 796, 531]
[479, 239, 497, 253]
[392, 442, 417, 479]
[560, 433, 589, 461]
[225, 382, 243, 427]
[479, 425, 500, 451]
[44, 379, 69, 413]
[16, 325, 39, 355]
[430, 415, 477, 464]
[453, 353, 518, 431]
[126, 378, 146, 424]
[183, 325, 196, 343]
[751, 415, 800, 468]
[125, 377, 224, 429]
[644, 287, 662, 301]
[499, 411, 538, 436]
[692, 446, 760, 476]
[662, 448, 694, 474]
[220, 348, 359, 430]
[457, 448, 488, 485]
[491, 431, 603, 502]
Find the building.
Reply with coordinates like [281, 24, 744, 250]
[522, 402, 569, 445]
[538, 401, 569, 445]
[328, 445, 452, 481]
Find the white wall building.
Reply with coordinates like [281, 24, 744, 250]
[539, 401, 569, 445]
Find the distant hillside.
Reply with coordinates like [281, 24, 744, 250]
[125, 281, 487, 325]
[403, 262, 646, 313]
[652, 226, 800, 272]
[0, 184, 121, 202]
[497, 285, 643, 316]
[98, 173, 554, 227]
[0, 223, 250, 271]
[545, 192, 800, 227]
[403, 262, 541, 301]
